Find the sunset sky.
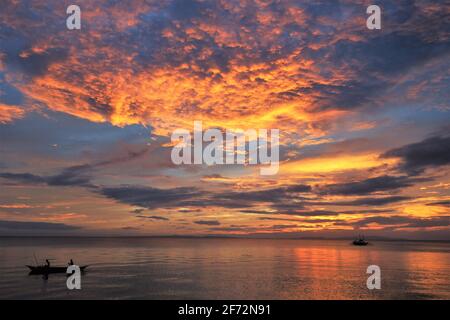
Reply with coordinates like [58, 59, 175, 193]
[0, 0, 449, 239]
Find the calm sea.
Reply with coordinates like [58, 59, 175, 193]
[0, 237, 448, 299]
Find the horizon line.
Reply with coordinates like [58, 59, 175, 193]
[0, 235, 449, 242]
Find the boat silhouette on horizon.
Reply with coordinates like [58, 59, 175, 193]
[352, 235, 369, 246]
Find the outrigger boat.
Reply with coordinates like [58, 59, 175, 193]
[26, 265, 88, 275]
[352, 235, 369, 246]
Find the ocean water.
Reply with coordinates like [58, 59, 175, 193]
[0, 237, 448, 300]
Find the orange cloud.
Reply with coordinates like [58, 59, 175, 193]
[281, 153, 398, 175]
[2, 0, 372, 142]
[0, 104, 25, 123]
[0, 203, 33, 209]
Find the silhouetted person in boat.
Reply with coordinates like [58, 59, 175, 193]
[45, 259, 50, 268]
[68, 259, 74, 266]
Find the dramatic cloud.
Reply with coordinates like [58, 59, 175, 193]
[0, 1, 449, 238]
[213, 184, 311, 203]
[427, 200, 450, 207]
[0, 166, 94, 187]
[337, 215, 450, 229]
[194, 220, 221, 226]
[101, 185, 204, 209]
[0, 172, 46, 185]
[383, 136, 450, 174]
[136, 215, 169, 221]
[319, 175, 427, 195]
[329, 196, 411, 206]
[0, 104, 25, 123]
[0, 0, 447, 138]
[100, 183, 313, 212]
[0, 147, 149, 187]
[0, 220, 81, 231]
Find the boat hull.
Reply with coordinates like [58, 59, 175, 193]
[26, 265, 88, 275]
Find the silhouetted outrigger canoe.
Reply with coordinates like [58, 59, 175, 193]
[352, 239, 369, 246]
[26, 265, 88, 275]
[352, 234, 369, 246]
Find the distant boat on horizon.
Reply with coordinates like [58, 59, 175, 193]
[352, 235, 369, 246]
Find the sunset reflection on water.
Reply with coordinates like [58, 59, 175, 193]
[0, 238, 448, 299]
